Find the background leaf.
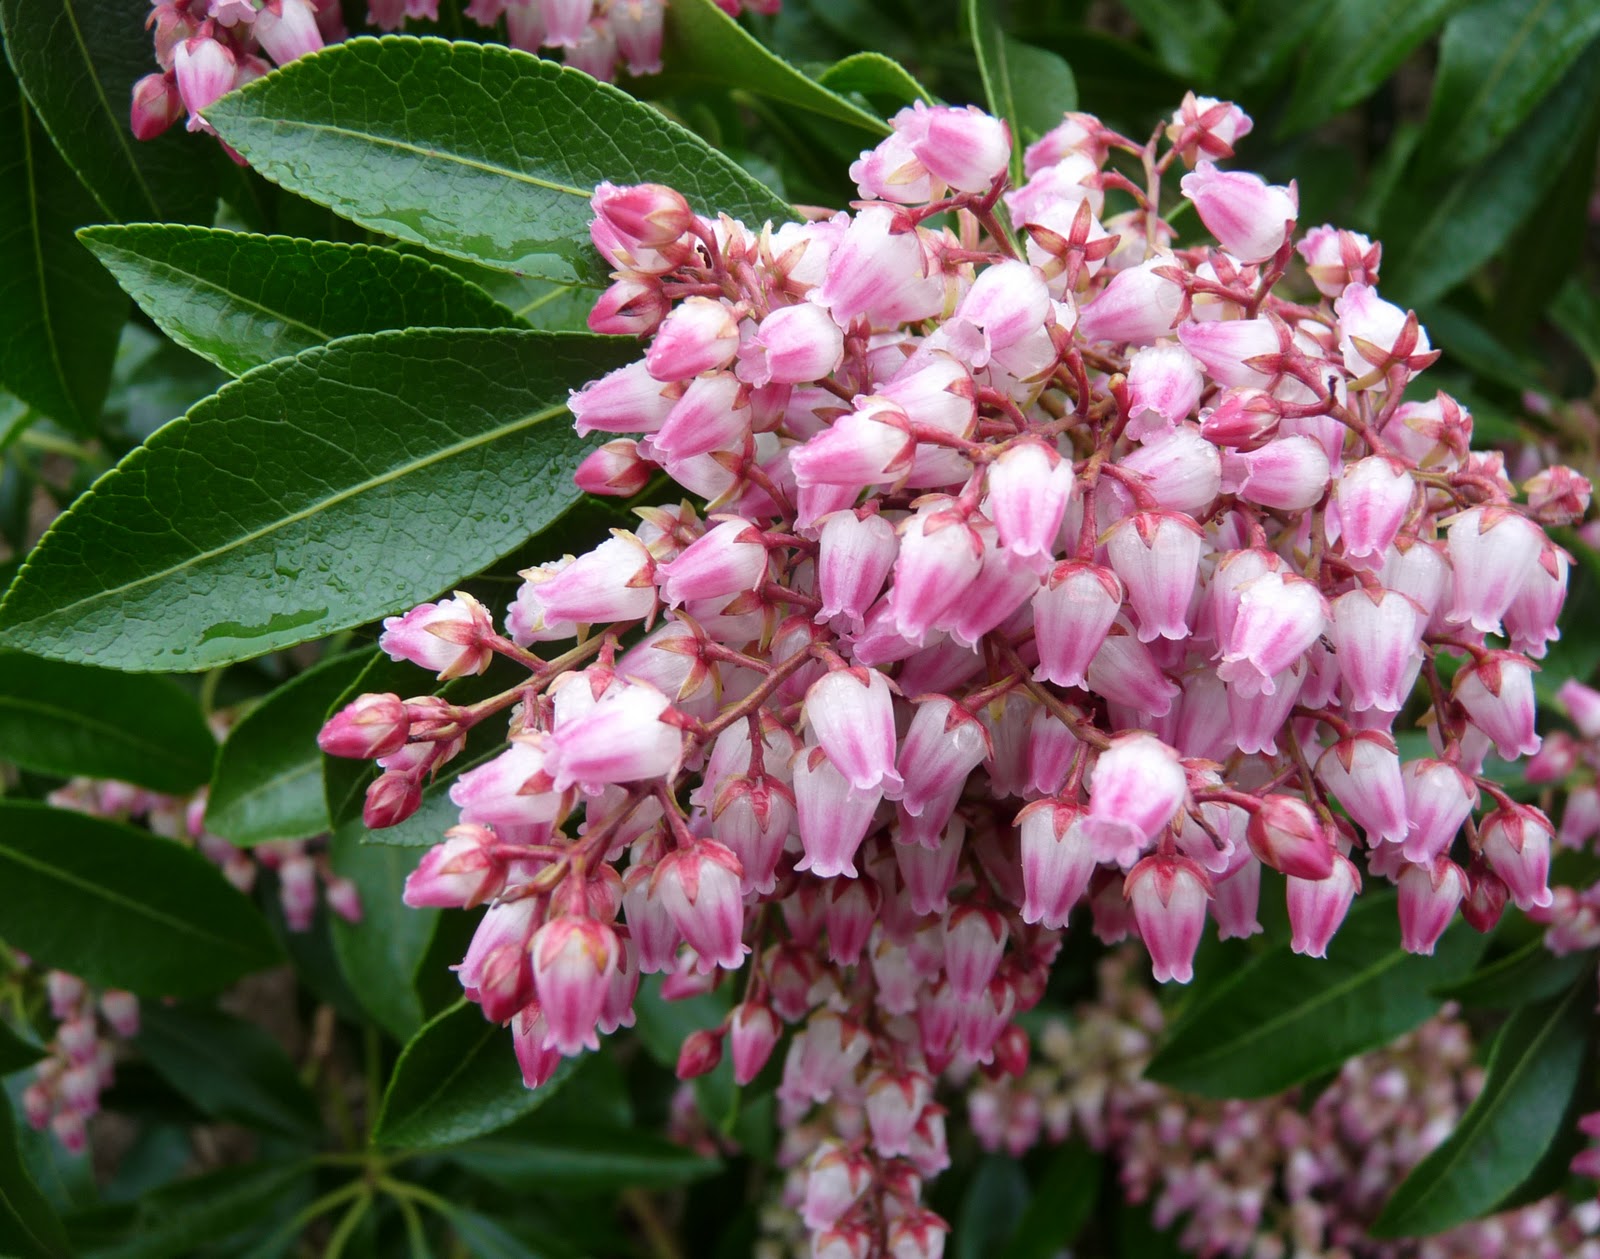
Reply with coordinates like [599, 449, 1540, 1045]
[815, 52, 933, 109]
[135, 1005, 321, 1140]
[0, 1089, 69, 1259]
[0, 63, 126, 432]
[0, 329, 635, 671]
[0, 1021, 46, 1074]
[373, 1000, 576, 1150]
[206, 37, 793, 283]
[1144, 893, 1485, 1098]
[84, 1162, 312, 1259]
[1372, 980, 1595, 1237]
[1117, 0, 1232, 84]
[81, 226, 522, 377]
[0, 0, 215, 224]
[0, 649, 215, 793]
[207, 649, 374, 847]
[0, 802, 280, 997]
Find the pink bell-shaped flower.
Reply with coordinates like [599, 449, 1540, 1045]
[804, 668, 903, 795]
[1329, 588, 1424, 713]
[1444, 506, 1546, 636]
[1105, 510, 1204, 643]
[1286, 853, 1361, 958]
[1315, 733, 1408, 846]
[1453, 652, 1541, 760]
[1180, 161, 1297, 263]
[1125, 855, 1211, 984]
[649, 840, 748, 971]
[530, 916, 619, 1055]
[1334, 456, 1413, 562]
[1081, 733, 1186, 867]
[792, 746, 882, 879]
[1478, 805, 1555, 911]
[1032, 561, 1123, 688]
[986, 438, 1074, 562]
[1017, 798, 1094, 929]
[1396, 856, 1467, 955]
[1400, 758, 1478, 864]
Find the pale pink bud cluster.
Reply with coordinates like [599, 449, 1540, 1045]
[321, 92, 1579, 1249]
[19, 969, 139, 1154]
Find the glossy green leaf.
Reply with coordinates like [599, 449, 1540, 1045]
[660, 0, 887, 133]
[815, 52, 933, 109]
[0, 1089, 69, 1259]
[80, 226, 521, 377]
[86, 1162, 312, 1259]
[1436, 939, 1597, 1009]
[1000, 1142, 1102, 1259]
[1144, 893, 1485, 1098]
[1278, 0, 1465, 136]
[1118, 0, 1233, 84]
[0, 1021, 45, 1074]
[206, 37, 793, 284]
[1373, 981, 1594, 1237]
[373, 999, 577, 1150]
[135, 1005, 321, 1140]
[0, 68, 126, 432]
[1223, 0, 1335, 88]
[1418, 0, 1600, 177]
[1554, 277, 1600, 368]
[452, 1126, 721, 1192]
[967, 1, 1078, 179]
[0, 0, 214, 224]
[1379, 42, 1600, 305]
[0, 650, 214, 793]
[330, 822, 437, 1041]
[445, 1212, 546, 1259]
[207, 650, 375, 847]
[0, 329, 636, 672]
[0, 802, 281, 997]
[955, 1156, 1031, 1259]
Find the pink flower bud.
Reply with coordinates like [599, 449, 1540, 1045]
[891, 698, 985, 823]
[1396, 857, 1467, 955]
[817, 207, 942, 327]
[509, 532, 658, 642]
[459, 899, 539, 1023]
[380, 593, 494, 680]
[1083, 733, 1186, 868]
[791, 397, 917, 490]
[1286, 853, 1361, 958]
[1559, 679, 1600, 740]
[1031, 561, 1122, 688]
[1118, 426, 1222, 516]
[363, 770, 422, 829]
[1086, 623, 1181, 716]
[1453, 652, 1541, 760]
[530, 917, 618, 1055]
[888, 502, 984, 645]
[1478, 805, 1554, 911]
[1504, 543, 1568, 660]
[1222, 434, 1330, 511]
[254, 0, 324, 64]
[657, 517, 768, 607]
[1297, 225, 1380, 298]
[1165, 92, 1253, 166]
[1176, 318, 1280, 389]
[802, 1142, 875, 1231]
[1523, 465, 1591, 527]
[816, 510, 897, 632]
[824, 877, 881, 967]
[675, 1027, 724, 1080]
[130, 72, 185, 141]
[569, 360, 676, 437]
[319, 692, 410, 760]
[1201, 387, 1282, 448]
[51, 1110, 87, 1154]
[46, 971, 86, 1021]
[646, 297, 740, 381]
[1075, 258, 1184, 346]
[1017, 799, 1093, 929]
[98, 990, 139, 1039]
[1125, 345, 1204, 440]
[512, 1006, 562, 1089]
[1400, 758, 1478, 864]
[1329, 588, 1424, 713]
[866, 1068, 932, 1159]
[728, 1001, 781, 1085]
[1212, 854, 1262, 939]
[781, 1011, 870, 1105]
[912, 103, 1010, 192]
[1106, 510, 1203, 643]
[1125, 855, 1211, 983]
[736, 302, 844, 388]
[1335, 457, 1413, 561]
[574, 440, 652, 498]
[1445, 507, 1546, 636]
[1247, 795, 1334, 881]
[450, 738, 564, 831]
[803, 667, 901, 797]
[986, 439, 1074, 561]
[546, 680, 682, 792]
[1180, 161, 1297, 263]
[587, 275, 668, 336]
[792, 746, 881, 879]
[650, 840, 748, 971]
[172, 35, 237, 132]
[592, 182, 693, 250]
[1216, 571, 1327, 698]
[1316, 733, 1407, 846]
[942, 905, 1007, 1001]
[404, 825, 506, 909]
[1335, 283, 1434, 381]
[1461, 858, 1509, 933]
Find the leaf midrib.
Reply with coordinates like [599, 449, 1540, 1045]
[378, 1005, 498, 1145]
[0, 399, 567, 629]
[17, 103, 74, 426]
[55, 0, 161, 217]
[210, 758, 323, 841]
[1443, 0, 1560, 151]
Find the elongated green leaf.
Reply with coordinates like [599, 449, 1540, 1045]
[660, 0, 887, 133]
[207, 650, 374, 847]
[87, 1162, 312, 1259]
[1000, 1142, 1101, 1259]
[0, 329, 635, 672]
[1223, 0, 1334, 88]
[206, 37, 792, 284]
[0, 0, 214, 224]
[1436, 939, 1597, 1008]
[0, 1090, 69, 1259]
[329, 823, 438, 1040]
[0, 67, 126, 432]
[374, 999, 576, 1149]
[80, 226, 521, 377]
[1278, 0, 1465, 136]
[1118, 0, 1233, 84]
[1373, 981, 1594, 1236]
[452, 1127, 721, 1192]
[0, 1021, 45, 1074]
[816, 52, 933, 109]
[967, 1, 1077, 179]
[0, 802, 280, 997]
[135, 1005, 321, 1140]
[1418, 0, 1600, 177]
[1379, 42, 1600, 305]
[1144, 893, 1485, 1098]
[1554, 277, 1600, 367]
[0, 650, 214, 793]
[445, 1212, 547, 1259]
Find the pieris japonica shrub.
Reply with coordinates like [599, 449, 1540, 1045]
[0, 1, 1597, 1256]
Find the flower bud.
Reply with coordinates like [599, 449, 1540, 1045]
[1125, 855, 1210, 984]
[1180, 161, 1297, 263]
[1247, 795, 1334, 881]
[319, 692, 410, 760]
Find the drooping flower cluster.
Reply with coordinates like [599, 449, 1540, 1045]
[321, 92, 1583, 1253]
[48, 777, 361, 932]
[954, 950, 1600, 1259]
[132, 0, 780, 143]
[13, 965, 140, 1155]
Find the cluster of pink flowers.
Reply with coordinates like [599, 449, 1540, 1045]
[132, 0, 780, 143]
[48, 777, 361, 933]
[15, 968, 140, 1155]
[960, 950, 1600, 1259]
[320, 91, 1585, 1254]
